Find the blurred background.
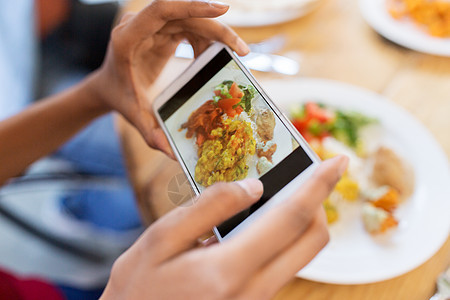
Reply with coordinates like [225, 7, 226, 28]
[0, 1, 141, 299]
[0, 0, 449, 299]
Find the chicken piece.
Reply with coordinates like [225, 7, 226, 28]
[256, 109, 275, 142]
[371, 147, 414, 200]
[256, 141, 277, 162]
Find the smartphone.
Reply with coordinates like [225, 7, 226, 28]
[153, 43, 320, 241]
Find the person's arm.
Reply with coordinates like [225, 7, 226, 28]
[0, 0, 249, 185]
[0, 78, 107, 185]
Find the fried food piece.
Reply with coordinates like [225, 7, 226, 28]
[371, 147, 414, 199]
[387, 0, 450, 37]
[256, 109, 276, 142]
[256, 141, 277, 162]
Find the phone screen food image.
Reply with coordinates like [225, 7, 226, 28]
[159, 49, 313, 237]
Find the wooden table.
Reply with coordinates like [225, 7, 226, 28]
[118, 0, 450, 299]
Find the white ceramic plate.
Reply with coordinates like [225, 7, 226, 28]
[218, 0, 321, 27]
[262, 78, 450, 284]
[359, 0, 450, 56]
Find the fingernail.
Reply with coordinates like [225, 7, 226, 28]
[335, 155, 349, 176]
[237, 38, 250, 54]
[208, 1, 229, 9]
[236, 178, 263, 199]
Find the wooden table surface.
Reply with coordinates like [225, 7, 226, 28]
[118, 0, 450, 299]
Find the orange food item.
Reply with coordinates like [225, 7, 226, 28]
[229, 82, 244, 99]
[372, 187, 400, 213]
[217, 98, 241, 111]
[379, 213, 399, 233]
[387, 0, 450, 37]
[180, 100, 224, 146]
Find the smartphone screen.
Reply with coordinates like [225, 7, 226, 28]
[158, 49, 313, 237]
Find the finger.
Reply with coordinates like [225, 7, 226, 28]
[201, 235, 218, 247]
[246, 210, 329, 298]
[129, 0, 230, 41]
[119, 12, 136, 24]
[184, 33, 213, 58]
[151, 127, 176, 159]
[142, 178, 263, 263]
[124, 105, 175, 158]
[220, 155, 348, 278]
[161, 18, 250, 55]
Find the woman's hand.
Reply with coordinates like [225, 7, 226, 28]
[101, 156, 348, 300]
[88, 0, 249, 157]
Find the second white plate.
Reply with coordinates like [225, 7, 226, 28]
[218, 0, 321, 27]
[359, 0, 450, 56]
[262, 78, 450, 284]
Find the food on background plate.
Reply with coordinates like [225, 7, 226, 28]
[387, 0, 450, 38]
[290, 102, 415, 235]
[181, 80, 278, 186]
[372, 146, 415, 199]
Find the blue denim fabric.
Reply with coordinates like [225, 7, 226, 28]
[60, 184, 142, 231]
[53, 114, 127, 177]
[53, 113, 142, 231]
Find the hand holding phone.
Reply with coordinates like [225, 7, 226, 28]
[90, 0, 249, 157]
[154, 43, 321, 240]
[102, 156, 348, 300]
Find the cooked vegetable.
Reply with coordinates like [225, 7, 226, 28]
[334, 176, 360, 202]
[290, 102, 376, 149]
[195, 119, 256, 186]
[214, 83, 232, 100]
[180, 100, 224, 147]
[362, 203, 398, 234]
[213, 80, 255, 115]
[388, 0, 450, 37]
[331, 110, 375, 148]
[238, 84, 256, 113]
[229, 82, 244, 99]
[323, 198, 339, 224]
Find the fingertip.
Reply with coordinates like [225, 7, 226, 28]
[236, 178, 263, 200]
[208, 1, 230, 10]
[327, 155, 349, 176]
[236, 38, 250, 56]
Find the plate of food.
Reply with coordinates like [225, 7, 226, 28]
[359, 0, 450, 56]
[262, 78, 450, 284]
[218, 0, 322, 27]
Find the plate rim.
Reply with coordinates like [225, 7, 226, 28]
[359, 0, 450, 57]
[218, 0, 322, 27]
[261, 77, 450, 284]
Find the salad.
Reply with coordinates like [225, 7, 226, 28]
[290, 102, 415, 235]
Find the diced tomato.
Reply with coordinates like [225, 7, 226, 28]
[292, 119, 309, 132]
[218, 98, 241, 111]
[301, 131, 315, 143]
[318, 131, 331, 141]
[229, 82, 244, 99]
[305, 102, 333, 123]
[235, 105, 243, 114]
